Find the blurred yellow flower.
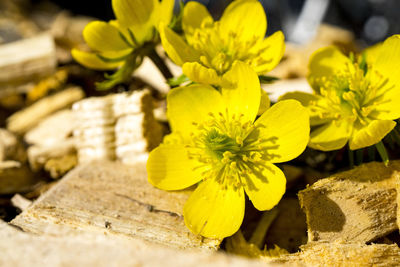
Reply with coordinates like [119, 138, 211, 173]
[159, 0, 285, 86]
[147, 62, 309, 238]
[281, 35, 400, 154]
[71, 0, 174, 88]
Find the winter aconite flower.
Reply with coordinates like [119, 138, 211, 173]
[146, 62, 309, 238]
[159, 0, 285, 86]
[72, 0, 174, 89]
[281, 35, 400, 154]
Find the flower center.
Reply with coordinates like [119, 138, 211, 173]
[186, 111, 279, 189]
[310, 60, 390, 125]
[187, 20, 267, 75]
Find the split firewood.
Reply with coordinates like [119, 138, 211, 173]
[0, 33, 56, 88]
[299, 161, 400, 243]
[272, 241, 400, 267]
[25, 109, 75, 146]
[7, 86, 84, 134]
[73, 89, 163, 164]
[0, 221, 270, 267]
[11, 160, 220, 250]
[27, 139, 75, 172]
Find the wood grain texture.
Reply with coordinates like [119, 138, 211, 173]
[0, 221, 272, 267]
[11, 160, 220, 250]
[274, 241, 400, 267]
[299, 161, 400, 243]
[0, 34, 56, 87]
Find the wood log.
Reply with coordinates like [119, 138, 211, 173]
[273, 241, 400, 267]
[0, 33, 56, 87]
[11, 160, 221, 250]
[7, 86, 84, 134]
[0, 221, 274, 267]
[299, 161, 399, 243]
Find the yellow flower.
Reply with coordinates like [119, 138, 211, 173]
[281, 35, 400, 152]
[146, 62, 309, 238]
[159, 0, 285, 86]
[71, 0, 174, 70]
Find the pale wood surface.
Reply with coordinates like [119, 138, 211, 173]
[0, 33, 56, 87]
[11, 160, 221, 250]
[274, 241, 400, 267]
[0, 221, 274, 267]
[7, 86, 84, 134]
[299, 161, 399, 243]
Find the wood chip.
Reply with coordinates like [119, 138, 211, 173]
[299, 161, 399, 243]
[0, 220, 274, 267]
[11, 160, 221, 250]
[11, 194, 32, 211]
[273, 241, 400, 267]
[7, 86, 84, 134]
[0, 33, 56, 87]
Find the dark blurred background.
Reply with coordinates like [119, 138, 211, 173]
[35, 0, 400, 46]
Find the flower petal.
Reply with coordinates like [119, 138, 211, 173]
[153, 0, 174, 30]
[221, 61, 261, 123]
[184, 179, 245, 238]
[159, 23, 200, 66]
[308, 47, 352, 90]
[147, 144, 203, 190]
[243, 162, 286, 211]
[349, 120, 396, 150]
[112, 0, 156, 27]
[255, 100, 310, 163]
[309, 120, 352, 151]
[182, 62, 221, 85]
[373, 35, 400, 86]
[71, 49, 123, 70]
[167, 84, 225, 138]
[83, 21, 131, 52]
[279, 92, 328, 126]
[251, 31, 285, 74]
[219, 0, 266, 43]
[182, 1, 213, 37]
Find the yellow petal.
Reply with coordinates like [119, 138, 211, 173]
[243, 162, 285, 211]
[349, 120, 396, 150]
[258, 89, 271, 116]
[112, 0, 156, 28]
[146, 144, 203, 190]
[182, 62, 221, 85]
[308, 46, 352, 90]
[182, 1, 213, 37]
[309, 120, 352, 151]
[255, 100, 310, 163]
[219, 0, 266, 43]
[153, 0, 175, 29]
[251, 31, 285, 74]
[373, 35, 400, 86]
[167, 84, 225, 138]
[159, 23, 200, 66]
[98, 48, 133, 60]
[71, 49, 122, 70]
[279, 92, 328, 126]
[83, 21, 131, 52]
[184, 179, 245, 238]
[221, 61, 261, 123]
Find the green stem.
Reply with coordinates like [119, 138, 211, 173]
[148, 48, 173, 81]
[249, 208, 278, 249]
[375, 141, 389, 166]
